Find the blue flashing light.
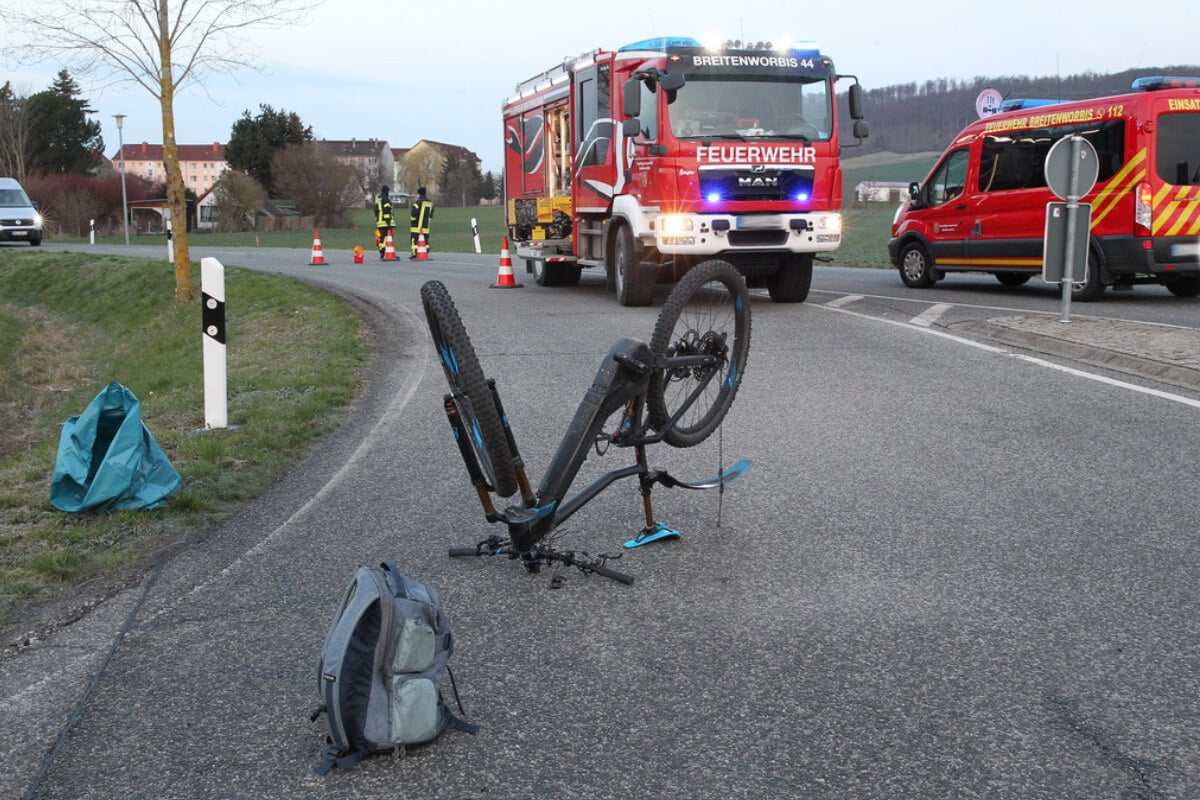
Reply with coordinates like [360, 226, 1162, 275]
[619, 37, 702, 52]
[795, 193, 810, 202]
[998, 98, 1066, 112]
[1133, 75, 1200, 91]
[706, 192, 723, 203]
[789, 39, 822, 56]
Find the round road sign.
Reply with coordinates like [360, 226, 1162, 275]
[1044, 135, 1099, 200]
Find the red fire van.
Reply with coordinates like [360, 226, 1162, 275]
[888, 77, 1200, 300]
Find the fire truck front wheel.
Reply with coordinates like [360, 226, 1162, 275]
[767, 253, 814, 303]
[612, 225, 654, 307]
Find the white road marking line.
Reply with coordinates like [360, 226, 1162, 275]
[148, 303, 432, 616]
[825, 294, 864, 308]
[817, 303, 1200, 410]
[910, 303, 953, 327]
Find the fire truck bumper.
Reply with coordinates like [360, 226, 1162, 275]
[648, 212, 842, 256]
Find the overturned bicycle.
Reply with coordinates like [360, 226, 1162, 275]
[421, 259, 754, 584]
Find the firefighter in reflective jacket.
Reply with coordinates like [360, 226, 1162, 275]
[374, 186, 395, 259]
[409, 186, 434, 259]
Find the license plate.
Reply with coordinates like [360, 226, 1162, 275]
[736, 216, 779, 230]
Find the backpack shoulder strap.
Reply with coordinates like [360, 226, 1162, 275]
[316, 567, 383, 762]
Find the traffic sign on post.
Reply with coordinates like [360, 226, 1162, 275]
[1043, 202, 1092, 284]
[1042, 135, 1099, 322]
[1045, 135, 1099, 201]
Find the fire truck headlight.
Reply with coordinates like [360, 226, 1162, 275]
[816, 215, 842, 234]
[661, 216, 694, 235]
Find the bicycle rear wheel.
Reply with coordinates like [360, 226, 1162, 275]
[647, 260, 751, 448]
[420, 281, 519, 497]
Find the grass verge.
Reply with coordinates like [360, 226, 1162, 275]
[0, 250, 365, 633]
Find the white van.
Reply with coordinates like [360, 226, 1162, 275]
[0, 177, 43, 246]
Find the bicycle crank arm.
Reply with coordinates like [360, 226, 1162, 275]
[652, 458, 752, 490]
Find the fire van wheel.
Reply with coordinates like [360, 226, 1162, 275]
[1166, 277, 1200, 297]
[1070, 252, 1106, 302]
[899, 242, 935, 288]
[613, 225, 654, 307]
[766, 253, 813, 303]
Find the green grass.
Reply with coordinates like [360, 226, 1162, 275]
[837, 151, 939, 268]
[0, 250, 365, 628]
[76, 206, 510, 255]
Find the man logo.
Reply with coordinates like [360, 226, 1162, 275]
[738, 176, 779, 187]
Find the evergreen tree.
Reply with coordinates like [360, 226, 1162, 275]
[224, 104, 313, 195]
[25, 69, 103, 174]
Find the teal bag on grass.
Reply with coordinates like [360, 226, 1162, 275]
[50, 382, 182, 512]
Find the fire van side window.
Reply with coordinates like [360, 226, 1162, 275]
[1155, 112, 1200, 185]
[978, 119, 1125, 193]
[928, 149, 969, 205]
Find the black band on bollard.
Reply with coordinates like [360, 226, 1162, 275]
[202, 292, 226, 344]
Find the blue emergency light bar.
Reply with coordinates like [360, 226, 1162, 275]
[619, 37, 702, 52]
[1132, 76, 1200, 91]
[998, 98, 1067, 112]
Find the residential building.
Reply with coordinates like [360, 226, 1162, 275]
[314, 139, 393, 204]
[395, 140, 483, 198]
[110, 142, 228, 195]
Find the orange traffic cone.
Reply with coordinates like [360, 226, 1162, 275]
[383, 229, 398, 261]
[309, 230, 327, 265]
[415, 232, 429, 261]
[490, 237, 523, 288]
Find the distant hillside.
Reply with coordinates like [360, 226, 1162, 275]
[847, 66, 1200, 155]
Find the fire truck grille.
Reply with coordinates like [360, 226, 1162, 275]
[728, 230, 789, 247]
[699, 166, 815, 203]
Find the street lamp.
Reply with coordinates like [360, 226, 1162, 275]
[114, 114, 130, 246]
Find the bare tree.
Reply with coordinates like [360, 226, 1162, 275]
[401, 147, 444, 196]
[212, 170, 266, 232]
[0, 82, 33, 181]
[0, 0, 316, 302]
[272, 143, 362, 228]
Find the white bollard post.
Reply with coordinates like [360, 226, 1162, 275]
[89, 219, 95, 245]
[201, 257, 228, 430]
[472, 217, 481, 254]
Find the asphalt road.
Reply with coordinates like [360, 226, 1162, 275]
[5, 245, 1200, 799]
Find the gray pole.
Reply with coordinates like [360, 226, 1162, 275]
[1059, 136, 1082, 324]
[114, 114, 130, 246]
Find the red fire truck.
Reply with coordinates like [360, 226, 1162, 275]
[503, 37, 868, 305]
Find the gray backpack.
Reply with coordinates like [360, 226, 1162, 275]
[312, 562, 477, 774]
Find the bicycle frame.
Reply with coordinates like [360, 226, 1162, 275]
[444, 334, 742, 556]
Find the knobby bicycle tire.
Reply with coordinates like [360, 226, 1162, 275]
[420, 281, 519, 497]
[647, 260, 751, 448]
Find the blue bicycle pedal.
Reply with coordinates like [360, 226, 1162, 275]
[624, 523, 681, 549]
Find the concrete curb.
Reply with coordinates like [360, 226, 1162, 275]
[955, 317, 1200, 391]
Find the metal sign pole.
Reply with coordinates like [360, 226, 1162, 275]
[1060, 136, 1082, 323]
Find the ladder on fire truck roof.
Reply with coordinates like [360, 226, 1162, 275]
[512, 49, 603, 96]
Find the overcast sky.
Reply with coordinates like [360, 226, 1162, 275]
[2, 0, 1196, 173]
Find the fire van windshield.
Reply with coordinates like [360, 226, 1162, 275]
[668, 77, 832, 142]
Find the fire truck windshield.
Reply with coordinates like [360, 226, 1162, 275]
[668, 77, 832, 141]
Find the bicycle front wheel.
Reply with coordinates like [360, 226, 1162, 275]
[420, 281, 519, 497]
[647, 260, 751, 448]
